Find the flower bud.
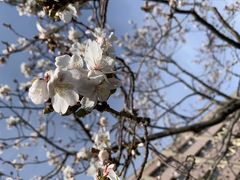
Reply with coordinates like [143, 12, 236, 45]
[98, 149, 109, 162]
[99, 117, 108, 127]
[76, 148, 89, 162]
[131, 149, 136, 156]
[137, 143, 144, 147]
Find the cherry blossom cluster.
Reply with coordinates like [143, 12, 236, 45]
[43, 117, 120, 180]
[28, 28, 120, 114]
[84, 117, 120, 180]
[16, 1, 81, 22]
[168, 0, 184, 8]
[0, 85, 11, 100]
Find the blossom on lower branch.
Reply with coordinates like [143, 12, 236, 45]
[87, 118, 120, 180]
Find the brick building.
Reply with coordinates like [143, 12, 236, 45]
[129, 111, 240, 180]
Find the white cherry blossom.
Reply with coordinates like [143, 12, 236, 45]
[86, 28, 117, 53]
[81, 77, 121, 111]
[36, 22, 57, 40]
[93, 128, 110, 150]
[47, 69, 79, 114]
[12, 159, 24, 171]
[63, 166, 75, 180]
[46, 151, 59, 166]
[57, 4, 78, 23]
[87, 159, 100, 180]
[55, 54, 83, 70]
[70, 42, 86, 56]
[36, 59, 50, 69]
[6, 116, 20, 129]
[84, 40, 115, 81]
[68, 27, 80, 42]
[0, 85, 11, 100]
[20, 62, 31, 78]
[55, 55, 70, 70]
[76, 148, 89, 162]
[29, 23, 120, 118]
[16, 0, 37, 16]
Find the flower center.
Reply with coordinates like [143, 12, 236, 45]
[55, 83, 72, 96]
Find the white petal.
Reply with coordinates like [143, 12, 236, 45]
[85, 40, 103, 69]
[80, 96, 97, 111]
[28, 79, 49, 104]
[60, 89, 79, 106]
[107, 169, 119, 180]
[55, 55, 71, 69]
[108, 164, 115, 169]
[52, 93, 69, 114]
[36, 22, 46, 33]
[69, 54, 83, 69]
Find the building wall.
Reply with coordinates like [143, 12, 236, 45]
[129, 116, 240, 180]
